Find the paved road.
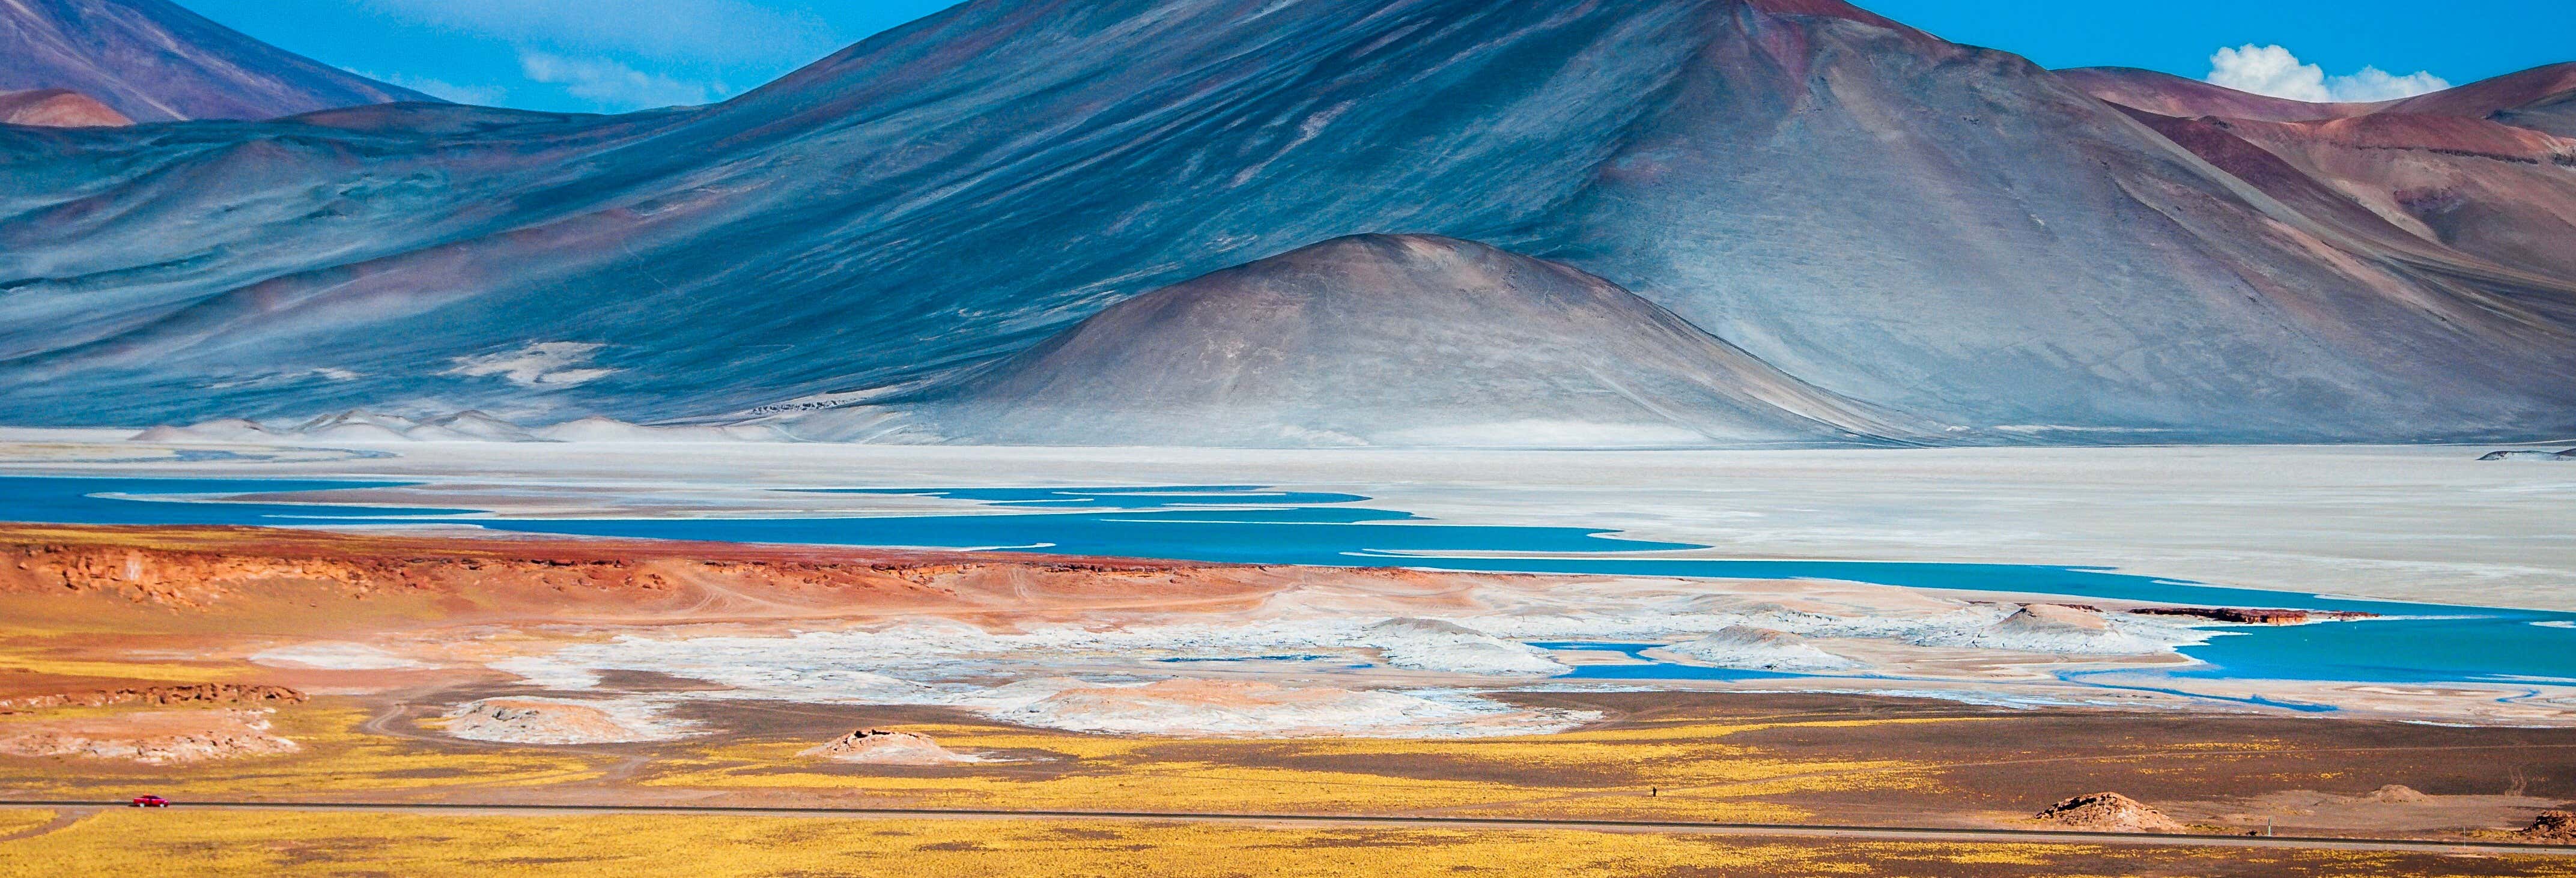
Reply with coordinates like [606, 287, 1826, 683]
[1, 800, 2569, 856]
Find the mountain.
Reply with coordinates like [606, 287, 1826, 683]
[2067, 62, 2576, 310]
[2062, 62, 2576, 132]
[2381, 62, 2576, 130]
[1, 0, 2571, 445]
[2050, 67, 2372, 122]
[0, 88, 129, 127]
[0, 0, 436, 122]
[800, 234, 1923, 447]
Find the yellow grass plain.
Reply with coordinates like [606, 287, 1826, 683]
[4, 809, 2570, 878]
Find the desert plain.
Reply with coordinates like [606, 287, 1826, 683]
[0, 435, 2569, 874]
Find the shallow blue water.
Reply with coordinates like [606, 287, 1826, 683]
[0, 476, 467, 524]
[5, 475, 2573, 689]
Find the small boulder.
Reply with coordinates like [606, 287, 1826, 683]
[2479, 450, 2568, 461]
[2034, 792, 2187, 833]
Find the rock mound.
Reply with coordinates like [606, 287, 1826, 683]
[439, 698, 687, 745]
[799, 728, 975, 765]
[1663, 626, 1861, 672]
[2035, 792, 2187, 833]
[2366, 784, 2431, 804]
[2520, 810, 2576, 844]
[1966, 604, 2173, 655]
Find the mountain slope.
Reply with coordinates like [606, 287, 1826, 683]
[801, 234, 1922, 447]
[0, 0, 435, 121]
[2064, 62, 2576, 136]
[2052, 67, 2372, 122]
[2064, 64, 2576, 319]
[0, 0, 2570, 444]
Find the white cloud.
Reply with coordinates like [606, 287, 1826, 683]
[445, 342, 617, 387]
[2325, 65, 2453, 103]
[520, 52, 717, 111]
[356, 0, 840, 66]
[2206, 44, 2449, 103]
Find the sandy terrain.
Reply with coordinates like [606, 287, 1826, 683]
[0, 512, 2567, 866]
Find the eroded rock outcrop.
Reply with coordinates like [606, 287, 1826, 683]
[2131, 607, 2378, 625]
[2520, 810, 2576, 844]
[0, 683, 304, 713]
[2035, 792, 2188, 833]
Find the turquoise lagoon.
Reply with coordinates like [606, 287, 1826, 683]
[5, 476, 2572, 692]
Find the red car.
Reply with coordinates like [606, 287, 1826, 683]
[130, 796, 169, 808]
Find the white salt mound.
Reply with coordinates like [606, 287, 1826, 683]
[426, 410, 539, 441]
[130, 418, 276, 443]
[1362, 617, 1569, 676]
[1664, 626, 1862, 671]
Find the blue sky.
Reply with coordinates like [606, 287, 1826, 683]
[171, 0, 2573, 114]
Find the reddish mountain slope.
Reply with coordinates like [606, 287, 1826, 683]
[2062, 62, 2576, 322]
[0, 88, 128, 127]
[2381, 62, 2576, 122]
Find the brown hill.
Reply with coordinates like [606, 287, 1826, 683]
[0, 87, 129, 127]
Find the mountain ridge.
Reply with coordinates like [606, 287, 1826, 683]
[0, 0, 2569, 446]
[0, 0, 436, 122]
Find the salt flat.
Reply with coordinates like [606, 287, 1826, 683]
[1, 431, 2566, 611]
